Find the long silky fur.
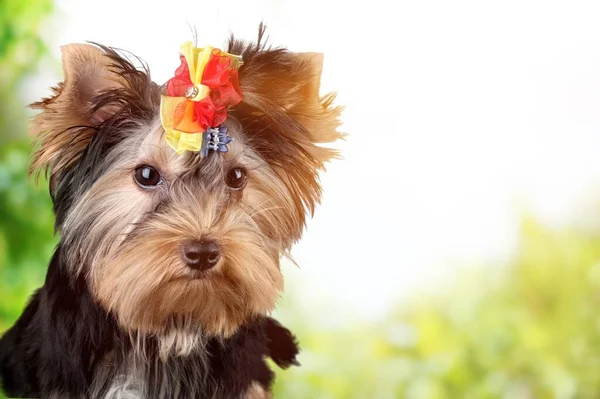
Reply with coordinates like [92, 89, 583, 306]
[0, 250, 286, 398]
[0, 25, 341, 398]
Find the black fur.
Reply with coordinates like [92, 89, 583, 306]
[0, 249, 299, 398]
[264, 318, 301, 369]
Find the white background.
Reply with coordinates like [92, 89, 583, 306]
[27, 0, 600, 324]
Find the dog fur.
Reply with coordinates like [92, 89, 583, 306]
[0, 25, 342, 398]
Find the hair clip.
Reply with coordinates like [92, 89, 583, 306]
[160, 41, 243, 155]
[200, 126, 233, 157]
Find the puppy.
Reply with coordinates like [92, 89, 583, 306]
[0, 25, 342, 398]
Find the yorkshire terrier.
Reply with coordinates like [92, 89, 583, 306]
[0, 25, 342, 398]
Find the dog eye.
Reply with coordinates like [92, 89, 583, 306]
[134, 165, 162, 187]
[225, 167, 247, 190]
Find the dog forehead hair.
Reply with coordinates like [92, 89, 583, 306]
[124, 116, 246, 186]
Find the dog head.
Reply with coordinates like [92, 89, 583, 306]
[29, 27, 342, 346]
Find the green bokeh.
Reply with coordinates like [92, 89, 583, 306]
[2, 1, 600, 398]
[0, 0, 53, 145]
[272, 218, 600, 398]
[1, 1, 55, 398]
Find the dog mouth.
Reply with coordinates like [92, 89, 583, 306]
[176, 267, 219, 282]
[189, 270, 211, 280]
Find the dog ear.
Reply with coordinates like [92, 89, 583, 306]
[229, 40, 344, 227]
[282, 51, 343, 148]
[29, 43, 156, 190]
[57, 44, 125, 124]
[30, 44, 121, 179]
[235, 48, 343, 158]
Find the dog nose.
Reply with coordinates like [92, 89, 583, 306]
[181, 240, 221, 271]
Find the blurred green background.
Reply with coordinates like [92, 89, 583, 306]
[2, 2, 600, 399]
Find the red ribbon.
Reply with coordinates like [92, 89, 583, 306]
[166, 55, 192, 97]
[165, 50, 242, 133]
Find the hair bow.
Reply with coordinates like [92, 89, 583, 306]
[160, 41, 243, 154]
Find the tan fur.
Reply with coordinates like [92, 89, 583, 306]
[29, 35, 343, 346]
[72, 122, 285, 338]
[228, 32, 345, 225]
[244, 382, 273, 399]
[30, 43, 159, 192]
[30, 45, 123, 184]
